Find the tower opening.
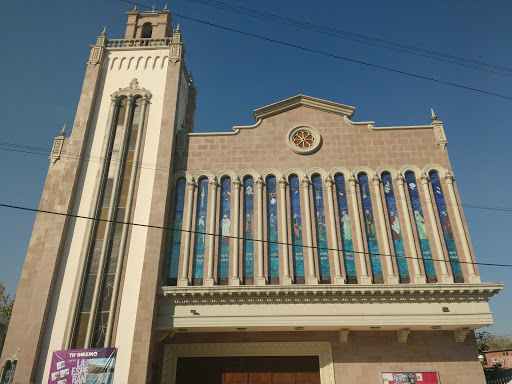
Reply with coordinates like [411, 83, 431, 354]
[141, 22, 153, 38]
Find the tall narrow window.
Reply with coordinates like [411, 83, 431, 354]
[289, 175, 305, 284]
[334, 174, 357, 284]
[266, 176, 279, 285]
[405, 171, 437, 282]
[192, 178, 208, 286]
[358, 173, 383, 283]
[429, 172, 463, 282]
[312, 175, 331, 283]
[243, 177, 255, 285]
[381, 173, 410, 283]
[168, 178, 186, 286]
[218, 177, 231, 285]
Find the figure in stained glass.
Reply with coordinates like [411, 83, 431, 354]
[269, 213, 277, 241]
[221, 214, 230, 239]
[292, 214, 301, 240]
[414, 211, 428, 239]
[341, 211, 351, 240]
[441, 211, 454, 239]
[196, 215, 205, 243]
[389, 211, 401, 240]
[364, 210, 376, 239]
[245, 213, 254, 239]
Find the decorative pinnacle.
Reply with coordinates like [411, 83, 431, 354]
[152, 4, 156, 12]
[176, 23, 180, 32]
[101, 26, 107, 36]
[60, 123, 67, 137]
[164, 3, 168, 10]
[133, 5, 137, 11]
[431, 108, 437, 121]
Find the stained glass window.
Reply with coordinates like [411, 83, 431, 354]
[405, 172, 437, 282]
[429, 171, 463, 282]
[289, 175, 305, 284]
[358, 173, 383, 283]
[243, 177, 255, 284]
[312, 175, 331, 283]
[167, 178, 186, 286]
[266, 176, 279, 284]
[381, 173, 410, 283]
[192, 177, 208, 285]
[218, 177, 231, 285]
[334, 174, 357, 284]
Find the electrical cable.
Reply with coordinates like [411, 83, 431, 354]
[119, 0, 512, 100]
[185, 0, 512, 77]
[1, 201, 510, 268]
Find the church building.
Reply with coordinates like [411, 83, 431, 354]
[0, 7, 503, 384]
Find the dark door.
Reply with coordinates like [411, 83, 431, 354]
[175, 356, 321, 384]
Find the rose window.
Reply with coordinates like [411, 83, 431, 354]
[292, 131, 315, 149]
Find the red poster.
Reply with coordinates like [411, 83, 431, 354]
[382, 371, 440, 384]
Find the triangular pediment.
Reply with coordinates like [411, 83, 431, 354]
[253, 94, 356, 121]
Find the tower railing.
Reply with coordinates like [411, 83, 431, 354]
[107, 37, 173, 49]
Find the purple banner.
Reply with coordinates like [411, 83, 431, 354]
[48, 348, 117, 384]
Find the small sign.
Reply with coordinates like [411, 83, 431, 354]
[382, 371, 440, 384]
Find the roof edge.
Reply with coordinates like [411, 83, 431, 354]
[253, 94, 356, 121]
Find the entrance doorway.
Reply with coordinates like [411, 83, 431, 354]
[175, 356, 321, 384]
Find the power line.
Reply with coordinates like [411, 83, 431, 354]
[185, 0, 512, 77]
[120, 0, 512, 100]
[1, 141, 511, 213]
[1, 201, 511, 269]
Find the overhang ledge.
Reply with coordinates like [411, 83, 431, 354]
[253, 94, 356, 121]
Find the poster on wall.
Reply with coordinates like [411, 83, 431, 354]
[382, 371, 440, 384]
[48, 348, 117, 384]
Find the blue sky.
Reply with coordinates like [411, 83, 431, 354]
[0, 1, 510, 335]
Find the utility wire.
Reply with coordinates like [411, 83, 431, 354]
[185, 0, 512, 77]
[120, 0, 512, 101]
[1, 201, 511, 268]
[1, 141, 511, 213]
[0, 142, 512, 212]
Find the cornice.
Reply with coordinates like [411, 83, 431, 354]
[343, 116, 433, 131]
[160, 283, 503, 305]
[253, 95, 356, 121]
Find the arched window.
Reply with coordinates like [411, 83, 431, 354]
[141, 22, 153, 38]
[358, 173, 383, 282]
[192, 178, 209, 286]
[429, 171, 463, 282]
[312, 175, 330, 283]
[266, 176, 279, 285]
[0, 359, 16, 384]
[167, 178, 186, 286]
[73, 96, 146, 348]
[405, 171, 437, 282]
[217, 177, 231, 285]
[243, 177, 255, 285]
[334, 174, 357, 284]
[381, 173, 410, 283]
[289, 175, 305, 284]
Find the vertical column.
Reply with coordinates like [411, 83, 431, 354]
[372, 176, 399, 284]
[444, 173, 480, 283]
[419, 175, 452, 283]
[179, 179, 196, 286]
[231, 178, 241, 285]
[301, 176, 318, 284]
[349, 177, 371, 284]
[278, 177, 292, 284]
[325, 176, 344, 284]
[255, 176, 266, 285]
[205, 177, 219, 285]
[395, 175, 426, 284]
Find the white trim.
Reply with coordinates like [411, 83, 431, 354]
[328, 167, 352, 180]
[343, 116, 433, 131]
[423, 164, 449, 178]
[188, 119, 263, 137]
[375, 166, 399, 178]
[398, 165, 423, 177]
[161, 342, 335, 384]
[351, 166, 375, 179]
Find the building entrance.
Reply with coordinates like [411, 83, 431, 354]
[175, 356, 321, 384]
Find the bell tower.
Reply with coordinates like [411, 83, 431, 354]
[0, 6, 196, 384]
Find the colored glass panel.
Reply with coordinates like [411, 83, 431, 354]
[358, 174, 383, 280]
[266, 176, 279, 284]
[168, 178, 186, 285]
[243, 177, 255, 283]
[405, 172, 437, 282]
[334, 174, 357, 283]
[289, 175, 305, 283]
[192, 178, 208, 284]
[429, 172, 463, 281]
[381, 173, 409, 282]
[218, 177, 231, 284]
[312, 175, 330, 283]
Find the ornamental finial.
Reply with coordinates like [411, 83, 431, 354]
[176, 23, 180, 32]
[431, 108, 437, 121]
[101, 26, 107, 36]
[60, 123, 67, 137]
[164, 3, 168, 10]
[152, 4, 156, 12]
[133, 5, 137, 11]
